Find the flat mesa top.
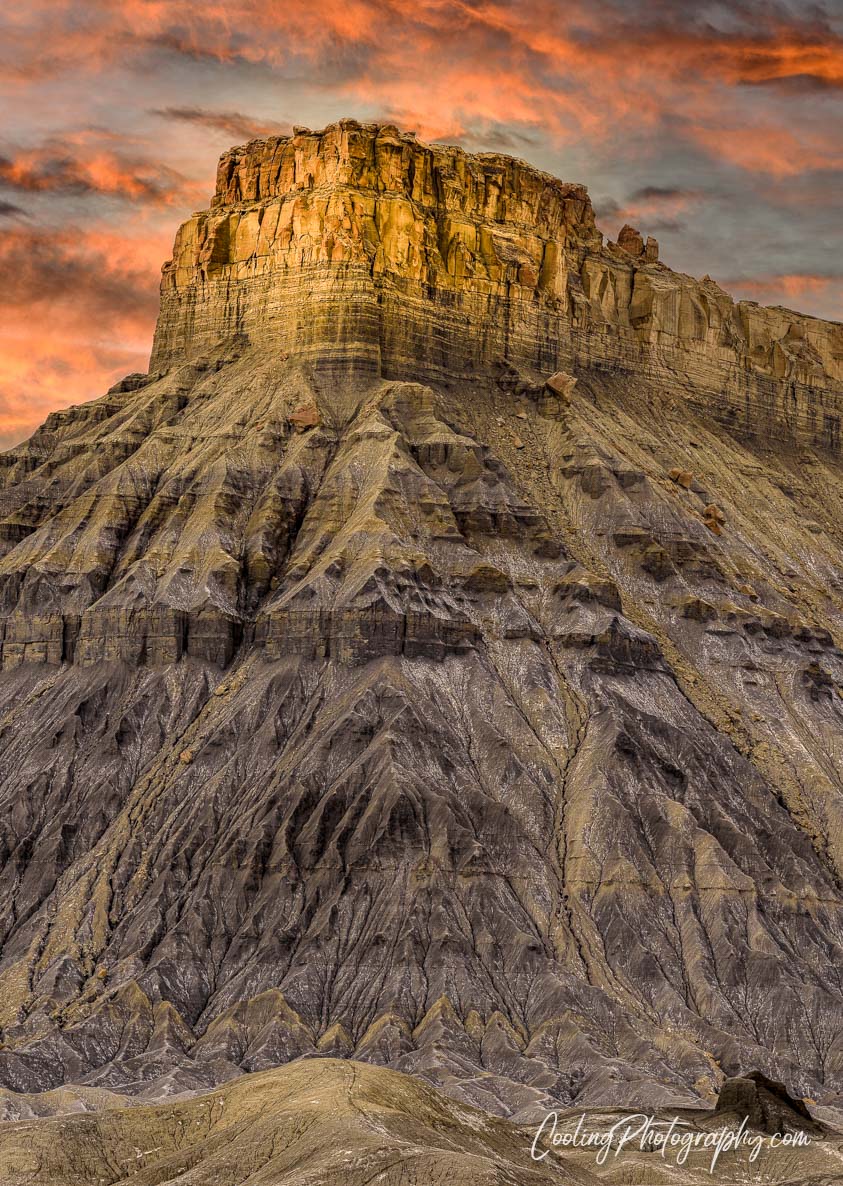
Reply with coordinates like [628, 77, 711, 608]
[209, 118, 597, 235]
[149, 115, 840, 386]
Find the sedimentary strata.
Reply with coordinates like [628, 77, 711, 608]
[0, 122, 842, 1135]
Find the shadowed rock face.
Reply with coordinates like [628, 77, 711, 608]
[1, 120, 843, 1125]
[715, 1071, 822, 1136]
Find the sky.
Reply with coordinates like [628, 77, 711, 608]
[0, 0, 841, 448]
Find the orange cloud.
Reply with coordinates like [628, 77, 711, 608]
[724, 273, 843, 316]
[0, 225, 166, 447]
[2, 3, 841, 175]
[689, 122, 843, 178]
[0, 130, 200, 204]
[714, 35, 843, 89]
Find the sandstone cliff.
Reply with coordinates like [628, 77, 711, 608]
[0, 121, 842, 1133]
[154, 120, 842, 446]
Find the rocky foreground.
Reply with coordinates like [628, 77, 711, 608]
[2, 1059, 842, 1185]
[0, 120, 843, 1177]
[0, 1059, 594, 1186]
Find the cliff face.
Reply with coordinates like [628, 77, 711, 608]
[1, 121, 843, 1124]
[154, 120, 842, 446]
[150, 121, 599, 382]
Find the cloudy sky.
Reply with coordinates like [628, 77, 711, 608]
[1, 0, 841, 447]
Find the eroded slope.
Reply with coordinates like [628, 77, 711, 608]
[0, 121, 842, 1124]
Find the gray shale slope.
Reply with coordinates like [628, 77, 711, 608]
[1, 120, 843, 1123]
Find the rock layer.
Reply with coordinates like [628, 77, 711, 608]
[153, 120, 842, 449]
[0, 121, 843, 1126]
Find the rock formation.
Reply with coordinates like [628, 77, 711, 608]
[1, 121, 843, 1140]
[0, 1058, 599, 1185]
[715, 1070, 823, 1136]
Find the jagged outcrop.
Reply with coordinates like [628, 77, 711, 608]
[0, 122, 843, 1132]
[715, 1070, 824, 1135]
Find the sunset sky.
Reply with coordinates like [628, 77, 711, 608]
[1, 0, 841, 447]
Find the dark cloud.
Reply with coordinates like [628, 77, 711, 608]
[0, 133, 195, 205]
[587, 0, 841, 35]
[594, 191, 691, 235]
[0, 199, 26, 218]
[647, 218, 685, 232]
[0, 227, 160, 322]
[627, 185, 699, 202]
[151, 107, 293, 141]
[448, 126, 540, 151]
[740, 73, 841, 92]
[593, 197, 623, 222]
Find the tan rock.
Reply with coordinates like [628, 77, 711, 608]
[0, 1060, 591, 1186]
[145, 121, 841, 456]
[668, 467, 694, 488]
[462, 563, 511, 594]
[545, 370, 577, 400]
[289, 399, 320, 431]
[617, 224, 645, 258]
